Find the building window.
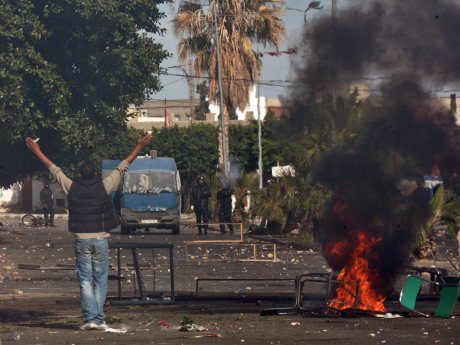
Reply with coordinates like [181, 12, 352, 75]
[140, 110, 148, 117]
[246, 111, 254, 120]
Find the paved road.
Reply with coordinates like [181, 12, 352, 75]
[0, 216, 459, 345]
[0, 217, 328, 299]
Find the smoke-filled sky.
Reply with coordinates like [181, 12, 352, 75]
[291, 0, 460, 294]
[298, 0, 460, 95]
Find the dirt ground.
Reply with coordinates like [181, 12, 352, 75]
[0, 216, 458, 345]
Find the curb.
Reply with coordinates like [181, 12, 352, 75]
[0, 213, 68, 220]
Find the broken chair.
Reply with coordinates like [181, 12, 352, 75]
[399, 274, 459, 317]
[260, 273, 332, 316]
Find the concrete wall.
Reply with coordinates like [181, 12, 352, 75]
[0, 183, 21, 210]
[127, 89, 281, 130]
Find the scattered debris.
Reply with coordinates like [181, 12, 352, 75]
[187, 333, 223, 339]
[180, 316, 194, 326]
[158, 320, 178, 330]
[180, 324, 208, 332]
[104, 327, 127, 333]
[375, 313, 402, 319]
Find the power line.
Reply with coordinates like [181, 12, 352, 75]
[159, 70, 460, 93]
[162, 77, 186, 87]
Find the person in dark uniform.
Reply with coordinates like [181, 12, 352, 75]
[40, 182, 55, 227]
[217, 182, 234, 235]
[190, 175, 210, 235]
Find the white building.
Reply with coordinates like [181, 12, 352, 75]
[208, 86, 268, 121]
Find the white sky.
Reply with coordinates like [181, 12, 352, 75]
[152, 0, 352, 101]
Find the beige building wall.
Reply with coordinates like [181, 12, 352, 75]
[127, 97, 280, 130]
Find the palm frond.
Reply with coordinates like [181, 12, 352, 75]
[173, 0, 285, 111]
[417, 185, 460, 250]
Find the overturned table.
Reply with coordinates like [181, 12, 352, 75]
[109, 242, 175, 305]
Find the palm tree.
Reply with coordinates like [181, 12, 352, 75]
[414, 185, 460, 258]
[173, 0, 285, 167]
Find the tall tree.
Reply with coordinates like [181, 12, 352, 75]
[151, 124, 219, 184]
[0, 0, 169, 186]
[173, 0, 285, 168]
[193, 81, 210, 120]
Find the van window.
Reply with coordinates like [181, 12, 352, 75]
[123, 171, 177, 194]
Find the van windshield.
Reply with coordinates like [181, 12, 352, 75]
[123, 171, 177, 194]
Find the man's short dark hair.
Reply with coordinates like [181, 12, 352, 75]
[80, 161, 96, 180]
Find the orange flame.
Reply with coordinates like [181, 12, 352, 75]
[327, 231, 386, 312]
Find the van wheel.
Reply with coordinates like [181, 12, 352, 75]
[121, 226, 131, 235]
[172, 225, 180, 235]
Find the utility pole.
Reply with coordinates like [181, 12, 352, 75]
[257, 81, 263, 189]
[213, 1, 229, 179]
[187, 60, 195, 120]
[329, 0, 338, 144]
[331, 0, 337, 108]
[451, 94, 457, 117]
[450, 94, 458, 144]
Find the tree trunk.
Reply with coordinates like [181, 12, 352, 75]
[217, 106, 230, 173]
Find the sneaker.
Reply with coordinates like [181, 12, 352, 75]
[95, 322, 109, 330]
[80, 322, 98, 330]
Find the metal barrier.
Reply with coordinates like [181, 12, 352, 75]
[261, 273, 332, 315]
[185, 241, 284, 262]
[184, 223, 288, 262]
[109, 242, 175, 305]
[195, 277, 296, 295]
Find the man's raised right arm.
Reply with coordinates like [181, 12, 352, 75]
[103, 134, 152, 193]
[123, 134, 152, 164]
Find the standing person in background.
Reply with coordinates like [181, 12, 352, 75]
[217, 182, 234, 235]
[25, 134, 152, 331]
[40, 182, 55, 227]
[424, 167, 443, 198]
[190, 175, 210, 235]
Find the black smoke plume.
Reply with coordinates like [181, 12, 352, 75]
[288, 0, 460, 294]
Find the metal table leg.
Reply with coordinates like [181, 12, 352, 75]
[131, 248, 145, 299]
